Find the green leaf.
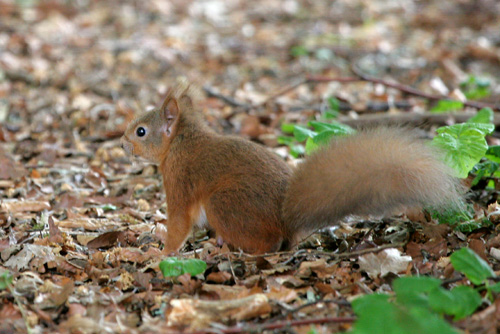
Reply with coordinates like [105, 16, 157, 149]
[393, 276, 442, 295]
[449, 286, 482, 320]
[393, 276, 442, 309]
[428, 286, 481, 320]
[489, 282, 500, 293]
[100, 204, 117, 211]
[277, 135, 295, 146]
[308, 121, 354, 135]
[327, 97, 340, 112]
[430, 204, 474, 227]
[290, 45, 308, 57]
[159, 257, 207, 277]
[0, 271, 13, 290]
[293, 125, 317, 142]
[467, 108, 494, 124]
[486, 146, 500, 163]
[461, 76, 491, 99]
[431, 122, 495, 178]
[450, 248, 495, 285]
[351, 293, 458, 334]
[281, 123, 296, 134]
[470, 160, 499, 186]
[430, 100, 464, 113]
[312, 130, 338, 147]
[305, 137, 319, 155]
[290, 144, 305, 158]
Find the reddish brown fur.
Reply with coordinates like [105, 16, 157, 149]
[121, 83, 462, 254]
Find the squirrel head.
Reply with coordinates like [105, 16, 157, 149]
[121, 96, 181, 164]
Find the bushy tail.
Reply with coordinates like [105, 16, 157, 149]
[282, 127, 463, 241]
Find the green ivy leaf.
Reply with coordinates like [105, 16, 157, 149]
[312, 130, 338, 147]
[461, 76, 491, 100]
[430, 100, 464, 113]
[281, 123, 296, 134]
[467, 108, 494, 124]
[293, 125, 317, 142]
[393, 276, 442, 295]
[308, 121, 354, 135]
[290, 144, 305, 158]
[428, 286, 481, 320]
[393, 276, 442, 309]
[431, 123, 495, 178]
[290, 45, 308, 57]
[277, 135, 295, 146]
[159, 257, 207, 277]
[485, 145, 500, 164]
[489, 282, 500, 293]
[351, 293, 458, 334]
[450, 248, 495, 285]
[100, 204, 117, 211]
[305, 137, 319, 155]
[0, 271, 13, 290]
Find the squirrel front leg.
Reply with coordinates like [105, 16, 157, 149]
[163, 213, 194, 254]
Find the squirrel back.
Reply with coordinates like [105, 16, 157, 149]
[121, 81, 462, 254]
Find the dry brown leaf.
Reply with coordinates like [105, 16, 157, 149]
[0, 200, 50, 213]
[167, 293, 271, 330]
[4, 244, 56, 271]
[296, 259, 337, 279]
[265, 286, 298, 303]
[358, 248, 412, 278]
[87, 231, 126, 249]
[205, 271, 232, 284]
[56, 218, 122, 231]
[202, 284, 246, 299]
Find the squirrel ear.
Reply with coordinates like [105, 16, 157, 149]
[161, 97, 180, 136]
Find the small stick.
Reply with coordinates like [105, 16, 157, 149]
[203, 85, 251, 109]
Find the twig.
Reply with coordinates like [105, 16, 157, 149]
[203, 85, 251, 109]
[321, 242, 405, 259]
[7, 284, 33, 334]
[188, 316, 356, 334]
[211, 243, 404, 262]
[350, 65, 500, 110]
[274, 298, 351, 321]
[260, 78, 310, 105]
[259, 71, 500, 111]
[337, 111, 500, 127]
[226, 256, 239, 285]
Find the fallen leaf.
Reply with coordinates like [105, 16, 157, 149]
[167, 294, 271, 330]
[358, 248, 412, 278]
[1, 200, 50, 213]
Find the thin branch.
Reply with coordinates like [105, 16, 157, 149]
[274, 298, 351, 321]
[350, 65, 500, 110]
[259, 71, 500, 111]
[260, 78, 309, 105]
[323, 242, 405, 259]
[7, 285, 33, 334]
[211, 243, 404, 262]
[336, 110, 500, 127]
[203, 85, 251, 109]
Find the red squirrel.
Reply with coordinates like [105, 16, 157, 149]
[121, 82, 461, 254]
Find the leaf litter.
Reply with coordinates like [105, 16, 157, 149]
[1, 0, 500, 333]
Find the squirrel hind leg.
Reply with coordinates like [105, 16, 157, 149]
[205, 193, 284, 254]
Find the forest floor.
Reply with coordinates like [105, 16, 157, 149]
[1, 0, 500, 333]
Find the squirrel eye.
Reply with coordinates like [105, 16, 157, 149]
[136, 127, 146, 137]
